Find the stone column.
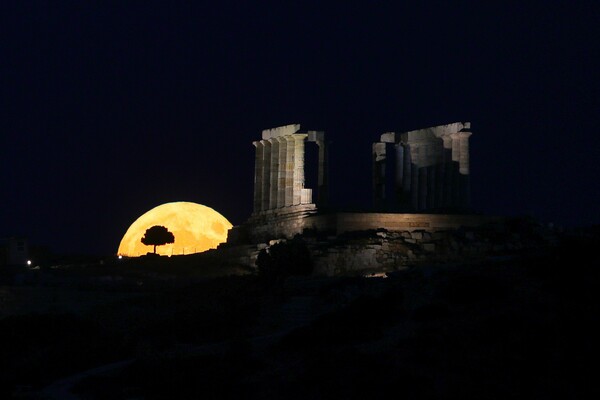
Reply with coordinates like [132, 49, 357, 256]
[457, 131, 472, 175]
[440, 135, 452, 208]
[450, 133, 461, 163]
[418, 167, 428, 211]
[372, 142, 387, 209]
[285, 136, 295, 207]
[457, 131, 472, 208]
[277, 137, 287, 208]
[252, 141, 264, 213]
[293, 134, 307, 205]
[426, 165, 433, 209]
[261, 140, 271, 211]
[269, 138, 279, 210]
[395, 144, 404, 204]
[316, 139, 329, 207]
[448, 133, 462, 208]
[402, 145, 412, 196]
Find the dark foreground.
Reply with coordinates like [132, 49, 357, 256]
[1, 232, 599, 399]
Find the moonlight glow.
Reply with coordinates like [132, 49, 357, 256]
[117, 202, 233, 257]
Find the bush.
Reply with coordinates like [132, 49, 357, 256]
[256, 238, 313, 279]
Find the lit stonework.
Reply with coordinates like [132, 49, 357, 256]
[252, 124, 328, 214]
[373, 122, 472, 212]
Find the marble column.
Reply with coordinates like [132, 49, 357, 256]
[395, 144, 404, 204]
[277, 137, 287, 208]
[261, 140, 271, 211]
[372, 142, 387, 209]
[285, 136, 295, 207]
[316, 139, 329, 207]
[293, 134, 307, 205]
[410, 145, 419, 211]
[450, 133, 461, 163]
[427, 165, 436, 210]
[441, 135, 452, 208]
[402, 145, 412, 196]
[457, 131, 472, 208]
[269, 138, 280, 210]
[252, 141, 264, 213]
[457, 131, 472, 175]
[418, 167, 428, 211]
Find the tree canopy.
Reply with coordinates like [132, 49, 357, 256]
[141, 225, 175, 254]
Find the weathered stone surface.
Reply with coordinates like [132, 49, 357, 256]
[372, 122, 472, 212]
[412, 231, 423, 240]
[422, 243, 436, 252]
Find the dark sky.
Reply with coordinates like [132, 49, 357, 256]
[2, 1, 599, 255]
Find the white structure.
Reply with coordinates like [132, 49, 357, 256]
[373, 122, 472, 212]
[252, 124, 328, 214]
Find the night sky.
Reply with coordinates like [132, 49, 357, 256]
[2, 1, 599, 255]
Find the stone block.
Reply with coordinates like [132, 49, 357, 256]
[422, 243, 436, 252]
[412, 231, 423, 240]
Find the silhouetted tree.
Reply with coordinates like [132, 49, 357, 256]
[141, 225, 175, 254]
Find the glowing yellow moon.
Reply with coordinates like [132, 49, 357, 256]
[117, 202, 233, 257]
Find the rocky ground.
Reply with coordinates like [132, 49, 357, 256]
[1, 226, 599, 399]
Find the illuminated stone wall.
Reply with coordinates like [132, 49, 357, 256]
[227, 211, 500, 245]
[373, 122, 472, 212]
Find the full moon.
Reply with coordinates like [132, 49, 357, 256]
[117, 202, 233, 257]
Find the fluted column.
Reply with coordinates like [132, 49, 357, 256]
[457, 131, 472, 175]
[372, 142, 387, 209]
[269, 138, 280, 210]
[395, 144, 404, 205]
[440, 135, 452, 208]
[293, 134, 307, 205]
[261, 140, 271, 211]
[402, 145, 412, 195]
[450, 133, 461, 163]
[285, 136, 295, 206]
[277, 137, 287, 208]
[252, 141, 264, 213]
[316, 139, 328, 207]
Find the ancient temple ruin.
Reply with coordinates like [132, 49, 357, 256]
[226, 122, 494, 249]
[373, 122, 472, 212]
[220, 121, 504, 274]
[251, 124, 328, 214]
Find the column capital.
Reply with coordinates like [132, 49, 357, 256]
[449, 131, 472, 139]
